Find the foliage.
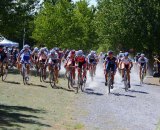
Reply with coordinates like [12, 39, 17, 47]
[32, 0, 98, 50]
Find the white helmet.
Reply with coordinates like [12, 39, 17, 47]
[50, 49, 56, 54]
[91, 51, 94, 55]
[141, 54, 145, 57]
[34, 47, 38, 51]
[40, 48, 45, 52]
[78, 50, 83, 56]
[23, 44, 29, 49]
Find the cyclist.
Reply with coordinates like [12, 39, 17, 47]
[117, 52, 124, 73]
[98, 52, 104, 63]
[38, 48, 48, 79]
[138, 54, 148, 81]
[11, 47, 19, 67]
[87, 51, 97, 76]
[32, 47, 39, 62]
[75, 50, 87, 83]
[120, 52, 133, 88]
[0, 46, 8, 75]
[54, 47, 63, 70]
[64, 50, 76, 84]
[18, 45, 32, 76]
[134, 53, 141, 63]
[48, 49, 59, 83]
[104, 50, 117, 88]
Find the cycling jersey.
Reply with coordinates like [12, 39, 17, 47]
[138, 57, 148, 66]
[75, 55, 86, 68]
[87, 54, 96, 64]
[48, 53, 59, 64]
[0, 50, 7, 62]
[105, 56, 117, 72]
[121, 57, 132, 69]
[20, 49, 31, 63]
[38, 52, 47, 61]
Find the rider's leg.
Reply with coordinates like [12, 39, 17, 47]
[139, 66, 142, 80]
[127, 69, 130, 82]
[27, 64, 30, 75]
[55, 66, 59, 82]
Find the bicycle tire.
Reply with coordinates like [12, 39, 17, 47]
[2, 68, 8, 81]
[124, 70, 128, 91]
[108, 77, 111, 93]
[22, 67, 26, 85]
[50, 70, 56, 88]
[40, 68, 42, 82]
[107, 71, 112, 94]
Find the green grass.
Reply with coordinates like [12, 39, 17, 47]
[0, 73, 84, 130]
[157, 120, 160, 130]
[74, 123, 84, 129]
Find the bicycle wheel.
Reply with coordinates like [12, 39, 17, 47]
[108, 77, 111, 93]
[22, 67, 26, 85]
[141, 68, 145, 85]
[67, 72, 72, 89]
[124, 75, 128, 91]
[107, 71, 112, 93]
[2, 66, 8, 81]
[50, 70, 56, 88]
[40, 68, 43, 82]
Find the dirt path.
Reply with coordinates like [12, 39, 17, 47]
[73, 66, 160, 130]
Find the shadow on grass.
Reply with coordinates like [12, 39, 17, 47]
[111, 92, 136, 98]
[28, 83, 47, 88]
[56, 86, 75, 92]
[4, 80, 21, 85]
[0, 104, 50, 129]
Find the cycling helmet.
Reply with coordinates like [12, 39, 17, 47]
[91, 51, 94, 55]
[141, 54, 145, 57]
[108, 50, 113, 55]
[124, 52, 129, 57]
[119, 53, 124, 57]
[137, 53, 141, 56]
[23, 44, 29, 49]
[40, 48, 44, 52]
[34, 47, 38, 51]
[50, 49, 56, 55]
[78, 50, 83, 56]
[54, 47, 59, 51]
[70, 50, 75, 55]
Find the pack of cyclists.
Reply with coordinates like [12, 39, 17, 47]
[0, 44, 150, 92]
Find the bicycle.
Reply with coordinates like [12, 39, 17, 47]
[77, 68, 86, 93]
[49, 63, 57, 88]
[39, 62, 46, 82]
[89, 63, 95, 81]
[140, 66, 146, 85]
[106, 69, 113, 93]
[21, 61, 29, 85]
[0, 62, 8, 81]
[67, 66, 75, 89]
[123, 68, 129, 91]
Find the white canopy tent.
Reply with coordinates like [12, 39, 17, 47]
[0, 36, 19, 47]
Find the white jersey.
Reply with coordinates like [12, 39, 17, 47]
[121, 57, 132, 65]
[138, 57, 148, 64]
[48, 53, 59, 60]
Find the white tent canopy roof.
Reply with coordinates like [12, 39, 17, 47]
[0, 36, 19, 47]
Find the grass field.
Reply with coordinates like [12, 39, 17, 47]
[0, 72, 84, 130]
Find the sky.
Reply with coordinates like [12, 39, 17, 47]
[73, 0, 97, 6]
[40, 0, 97, 7]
